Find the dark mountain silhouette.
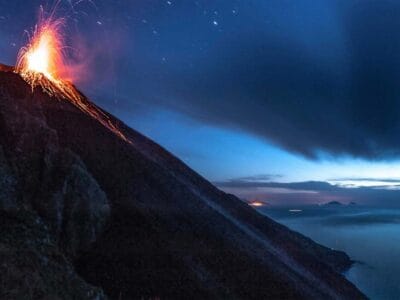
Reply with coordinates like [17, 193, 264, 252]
[0, 64, 366, 299]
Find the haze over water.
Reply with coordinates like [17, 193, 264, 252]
[262, 206, 400, 300]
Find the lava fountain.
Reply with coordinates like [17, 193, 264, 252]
[15, 7, 130, 143]
[16, 13, 64, 80]
[16, 8, 76, 99]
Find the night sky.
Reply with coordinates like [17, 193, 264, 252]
[2, 0, 400, 206]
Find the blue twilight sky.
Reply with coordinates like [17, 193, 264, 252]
[2, 0, 400, 206]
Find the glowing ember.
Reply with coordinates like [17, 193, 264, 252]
[15, 7, 130, 144]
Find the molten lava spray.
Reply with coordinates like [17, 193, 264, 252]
[16, 7, 130, 143]
[16, 7, 72, 91]
[16, 13, 65, 80]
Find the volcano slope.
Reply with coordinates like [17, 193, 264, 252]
[0, 65, 366, 299]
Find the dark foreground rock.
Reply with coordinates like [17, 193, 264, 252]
[0, 65, 366, 299]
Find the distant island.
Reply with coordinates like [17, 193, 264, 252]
[323, 201, 343, 206]
[322, 201, 358, 206]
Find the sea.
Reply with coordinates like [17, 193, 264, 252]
[260, 205, 400, 300]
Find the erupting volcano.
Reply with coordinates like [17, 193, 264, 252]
[0, 4, 367, 300]
[15, 7, 130, 144]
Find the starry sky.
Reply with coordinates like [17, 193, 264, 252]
[2, 0, 400, 206]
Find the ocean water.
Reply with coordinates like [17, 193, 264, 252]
[260, 206, 400, 300]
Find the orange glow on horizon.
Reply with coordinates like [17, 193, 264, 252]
[249, 200, 266, 207]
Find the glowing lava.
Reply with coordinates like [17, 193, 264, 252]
[15, 7, 130, 144]
[16, 9, 67, 84]
[20, 24, 60, 79]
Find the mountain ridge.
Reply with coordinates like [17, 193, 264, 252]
[0, 65, 366, 299]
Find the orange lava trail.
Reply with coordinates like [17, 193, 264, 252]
[15, 6, 131, 144]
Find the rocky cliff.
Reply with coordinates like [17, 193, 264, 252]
[0, 65, 366, 299]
